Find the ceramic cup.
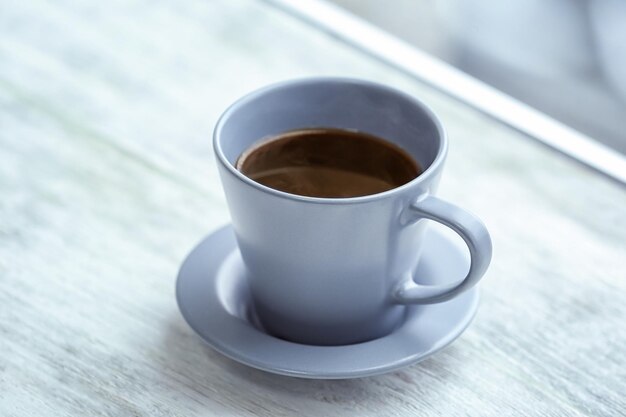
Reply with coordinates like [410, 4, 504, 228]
[214, 78, 492, 346]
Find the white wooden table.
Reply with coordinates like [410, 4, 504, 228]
[1, 0, 625, 415]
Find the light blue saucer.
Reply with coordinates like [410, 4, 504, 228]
[176, 224, 479, 379]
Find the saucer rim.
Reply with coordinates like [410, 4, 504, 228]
[176, 224, 480, 379]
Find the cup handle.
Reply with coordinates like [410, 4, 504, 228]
[394, 195, 493, 304]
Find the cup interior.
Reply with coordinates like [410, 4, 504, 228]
[215, 78, 444, 177]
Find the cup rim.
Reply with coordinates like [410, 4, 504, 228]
[213, 77, 448, 205]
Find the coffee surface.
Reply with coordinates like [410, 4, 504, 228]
[236, 128, 420, 198]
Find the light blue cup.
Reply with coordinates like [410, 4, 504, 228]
[214, 78, 492, 346]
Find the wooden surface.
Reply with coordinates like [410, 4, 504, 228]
[1, 0, 625, 415]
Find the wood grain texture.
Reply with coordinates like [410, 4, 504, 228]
[1, 0, 625, 416]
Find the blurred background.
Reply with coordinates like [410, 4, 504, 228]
[331, 0, 626, 155]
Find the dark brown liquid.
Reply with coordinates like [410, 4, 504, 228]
[236, 128, 421, 198]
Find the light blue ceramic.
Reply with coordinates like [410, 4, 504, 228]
[213, 78, 492, 345]
[176, 224, 479, 379]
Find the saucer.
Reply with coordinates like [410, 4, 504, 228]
[176, 224, 479, 379]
